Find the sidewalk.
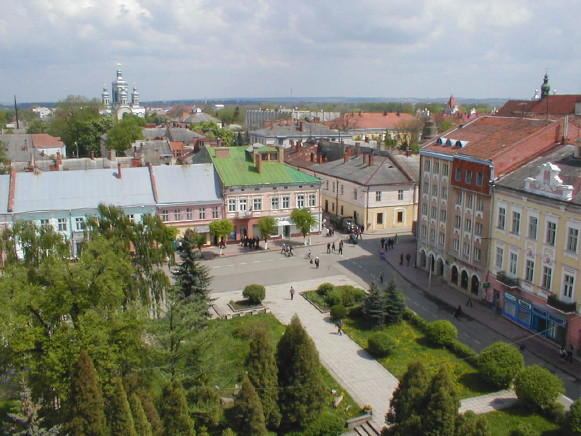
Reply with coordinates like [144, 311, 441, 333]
[379, 236, 581, 386]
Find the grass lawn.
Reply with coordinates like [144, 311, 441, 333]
[302, 290, 329, 312]
[484, 403, 562, 435]
[228, 299, 264, 311]
[344, 317, 493, 399]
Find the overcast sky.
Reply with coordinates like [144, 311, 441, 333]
[2, 0, 580, 104]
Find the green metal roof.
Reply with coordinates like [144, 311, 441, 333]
[208, 147, 322, 187]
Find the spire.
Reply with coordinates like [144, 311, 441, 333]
[541, 73, 550, 98]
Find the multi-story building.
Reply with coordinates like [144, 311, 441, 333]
[417, 116, 567, 298]
[489, 142, 580, 348]
[196, 145, 323, 240]
[101, 67, 145, 120]
[249, 119, 342, 148]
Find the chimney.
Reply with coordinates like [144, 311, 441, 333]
[310, 152, 314, 162]
[256, 153, 263, 173]
[117, 162, 122, 179]
[278, 147, 284, 163]
[215, 148, 230, 158]
[299, 121, 304, 132]
[344, 152, 348, 163]
[369, 153, 374, 166]
[363, 153, 368, 165]
[317, 153, 322, 164]
[109, 149, 116, 161]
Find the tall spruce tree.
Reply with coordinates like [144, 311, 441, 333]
[386, 361, 430, 428]
[233, 375, 268, 436]
[422, 368, 460, 436]
[137, 388, 162, 436]
[65, 350, 108, 436]
[247, 328, 281, 430]
[128, 393, 153, 436]
[107, 378, 137, 436]
[174, 229, 212, 304]
[384, 278, 405, 325]
[159, 380, 196, 436]
[277, 315, 326, 426]
[363, 283, 387, 328]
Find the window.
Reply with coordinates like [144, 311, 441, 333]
[398, 190, 404, 200]
[440, 209, 447, 222]
[431, 206, 437, 219]
[431, 184, 438, 196]
[228, 199, 236, 212]
[563, 274, 575, 299]
[476, 198, 484, 212]
[340, 185, 344, 195]
[453, 239, 460, 252]
[455, 167, 462, 181]
[465, 170, 473, 184]
[309, 194, 316, 207]
[332, 182, 335, 193]
[528, 216, 538, 239]
[525, 260, 535, 283]
[439, 232, 445, 245]
[377, 213, 383, 224]
[463, 241, 470, 257]
[509, 252, 518, 276]
[475, 222, 483, 236]
[511, 211, 521, 235]
[325, 180, 329, 190]
[421, 202, 428, 216]
[40, 219, 50, 228]
[376, 191, 382, 201]
[465, 218, 472, 232]
[495, 246, 504, 269]
[546, 221, 556, 246]
[174, 209, 181, 221]
[161, 210, 169, 221]
[271, 197, 279, 210]
[474, 247, 482, 262]
[185, 208, 193, 220]
[424, 181, 430, 194]
[497, 207, 506, 230]
[297, 195, 305, 208]
[397, 211, 404, 223]
[420, 225, 427, 238]
[566, 228, 579, 252]
[430, 228, 436, 243]
[441, 186, 448, 199]
[456, 191, 463, 205]
[476, 172, 484, 186]
[434, 161, 440, 173]
[542, 266, 552, 290]
[454, 215, 461, 229]
[466, 193, 473, 208]
[340, 205, 344, 215]
[212, 207, 219, 218]
[75, 217, 85, 231]
[425, 159, 431, 171]
[253, 198, 262, 211]
[239, 198, 247, 212]
[442, 163, 449, 176]
[58, 218, 67, 232]
[353, 189, 358, 200]
[282, 196, 290, 208]
[198, 208, 205, 219]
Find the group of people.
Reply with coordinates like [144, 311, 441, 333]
[281, 243, 294, 257]
[560, 345, 575, 363]
[240, 236, 261, 249]
[380, 235, 398, 250]
[324, 226, 336, 237]
[399, 253, 412, 266]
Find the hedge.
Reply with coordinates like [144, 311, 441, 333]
[242, 284, 266, 304]
[367, 332, 396, 358]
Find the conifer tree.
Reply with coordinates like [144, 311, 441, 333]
[65, 350, 108, 436]
[247, 328, 281, 430]
[233, 375, 268, 436]
[277, 315, 326, 426]
[384, 278, 405, 325]
[137, 388, 162, 436]
[363, 283, 386, 328]
[174, 229, 212, 304]
[386, 361, 430, 427]
[107, 378, 137, 436]
[422, 368, 460, 436]
[159, 380, 196, 436]
[455, 411, 490, 436]
[128, 393, 153, 436]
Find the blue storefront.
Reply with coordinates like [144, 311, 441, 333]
[502, 291, 567, 346]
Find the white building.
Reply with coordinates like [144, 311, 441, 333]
[101, 67, 145, 120]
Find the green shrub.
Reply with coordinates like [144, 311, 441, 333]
[367, 332, 396, 358]
[509, 422, 538, 436]
[425, 320, 457, 346]
[565, 398, 581, 434]
[242, 284, 266, 304]
[447, 340, 478, 362]
[317, 282, 335, 296]
[324, 289, 343, 306]
[301, 410, 345, 436]
[348, 304, 364, 319]
[478, 342, 524, 389]
[403, 308, 428, 331]
[545, 402, 566, 424]
[330, 304, 347, 321]
[336, 285, 366, 307]
[514, 365, 564, 412]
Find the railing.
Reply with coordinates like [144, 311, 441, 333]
[496, 271, 520, 289]
[547, 294, 577, 313]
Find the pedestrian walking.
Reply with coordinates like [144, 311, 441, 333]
[567, 345, 574, 363]
[327, 243, 331, 254]
[453, 305, 462, 319]
[560, 346, 567, 363]
[336, 318, 343, 335]
[406, 253, 411, 266]
[290, 286, 295, 300]
[338, 240, 343, 255]
[400, 253, 404, 265]
[380, 238, 385, 249]
[380, 272, 384, 283]
[466, 296, 473, 307]
[394, 233, 398, 244]
[332, 242, 336, 253]
[315, 257, 320, 268]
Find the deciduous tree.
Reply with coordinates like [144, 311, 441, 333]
[290, 208, 317, 239]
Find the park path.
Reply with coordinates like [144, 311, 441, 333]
[211, 274, 518, 433]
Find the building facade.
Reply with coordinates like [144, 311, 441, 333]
[101, 67, 145, 120]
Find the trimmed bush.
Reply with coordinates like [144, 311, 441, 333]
[478, 342, 524, 389]
[330, 304, 347, 321]
[367, 332, 396, 358]
[425, 320, 457, 346]
[301, 410, 345, 436]
[509, 422, 537, 436]
[242, 284, 266, 304]
[348, 304, 364, 319]
[403, 308, 429, 331]
[336, 285, 366, 307]
[565, 398, 581, 434]
[316, 282, 335, 296]
[447, 340, 478, 362]
[514, 365, 564, 412]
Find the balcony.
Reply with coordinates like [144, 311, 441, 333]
[496, 271, 520, 289]
[547, 294, 577, 314]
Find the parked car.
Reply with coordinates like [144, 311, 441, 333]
[341, 218, 358, 233]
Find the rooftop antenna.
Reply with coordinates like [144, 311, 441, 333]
[13, 95, 19, 130]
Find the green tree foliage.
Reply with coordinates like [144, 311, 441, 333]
[329, 304, 347, 321]
[514, 365, 564, 412]
[363, 283, 386, 328]
[277, 315, 326, 426]
[422, 368, 460, 436]
[159, 381, 196, 436]
[209, 219, 235, 243]
[190, 121, 234, 146]
[478, 342, 524, 389]
[26, 118, 48, 134]
[425, 320, 457, 347]
[455, 411, 490, 436]
[384, 278, 405, 325]
[4, 382, 62, 435]
[367, 332, 396, 357]
[182, 228, 207, 254]
[106, 114, 145, 152]
[175, 230, 212, 303]
[290, 208, 317, 238]
[128, 393, 153, 436]
[565, 398, 581, 435]
[65, 350, 108, 436]
[247, 328, 281, 430]
[386, 361, 430, 427]
[0, 140, 9, 174]
[137, 389, 163, 436]
[233, 375, 268, 436]
[258, 216, 277, 241]
[243, 284, 266, 304]
[509, 422, 537, 436]
[107, 378, 137, 436]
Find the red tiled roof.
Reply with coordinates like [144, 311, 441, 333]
[169, 141, 184, 151]
[31, 133, 64, 148]
[329, 112, 416, 130]
[496, 95, 581, 117]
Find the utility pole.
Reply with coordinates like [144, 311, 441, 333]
[13, 95, 19, 130]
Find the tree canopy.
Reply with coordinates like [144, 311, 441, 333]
[106, 114, 145, 152]
[190, 121, 234, 146]
[290, 208, 317, 238]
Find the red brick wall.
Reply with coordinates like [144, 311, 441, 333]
[450, 160, 491, 195]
